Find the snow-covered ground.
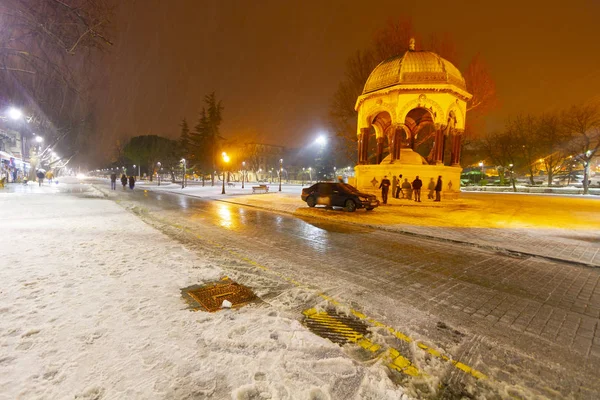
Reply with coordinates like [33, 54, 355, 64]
[0, 185, 409, 399]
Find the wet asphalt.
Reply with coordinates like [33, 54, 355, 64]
[76, 182, 600, 397]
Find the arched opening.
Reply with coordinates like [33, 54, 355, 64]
[358, 111, 394, 165]
[371, 111, 392, 164]
[404, 108, 436, 163]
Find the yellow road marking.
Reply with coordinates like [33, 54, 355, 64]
[166, 220, 487, 380]
[302, 308, 382, 352]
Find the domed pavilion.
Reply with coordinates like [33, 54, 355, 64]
[352, 39, 472, 198]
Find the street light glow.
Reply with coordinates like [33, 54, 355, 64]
[8, 107, 22, 120]
[315, 135, 327, 146]
[35, 136, 44, 143]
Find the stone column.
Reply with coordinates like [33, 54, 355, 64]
[357, 131, 364, 165]
[358, 128, 369, 165]
[434, 129, 445, 165]
[451, 133, 462, 166]
[387, 132, 395, 163]
[376, 137, 384, 164]
[394, 128, 402, 162]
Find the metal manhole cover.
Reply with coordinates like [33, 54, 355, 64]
[182, 278, 257, 312]
[302, 308, 379, 352]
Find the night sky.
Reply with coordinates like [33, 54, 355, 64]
[92, 0, 600, 163]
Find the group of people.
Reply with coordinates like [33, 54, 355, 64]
[379, 175, 443, 204]
[35, 170, 55, 186]
[110, 172, 135, 190]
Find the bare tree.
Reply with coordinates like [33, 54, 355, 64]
[0, 0, 113, 163]
[480, 130, 520, 190]
[536, 112, 572, 186]
[507, 115, 542, 185]
[562, 103, 600, 194]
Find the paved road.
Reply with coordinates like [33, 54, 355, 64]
[118, 188, 599, 399]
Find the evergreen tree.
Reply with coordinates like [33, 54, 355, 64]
[191, 92, 224, 185]
[179, 118, 191, 159]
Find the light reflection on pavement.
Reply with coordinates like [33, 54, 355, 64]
[96, 184, 600, 398]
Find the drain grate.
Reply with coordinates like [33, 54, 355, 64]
[182, 278, 257, 312]
[302, 308, 380, 352]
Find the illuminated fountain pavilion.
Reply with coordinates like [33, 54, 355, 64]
[352, 39, 472, 198]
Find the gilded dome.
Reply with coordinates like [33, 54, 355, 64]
[362, 50, 467, 95]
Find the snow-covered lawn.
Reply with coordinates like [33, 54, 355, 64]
[0, 188, 407, 399]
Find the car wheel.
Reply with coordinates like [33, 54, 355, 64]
[306, 196, 316, 208]
[345, 199, 357, 212]
[366, 207, 374, 211]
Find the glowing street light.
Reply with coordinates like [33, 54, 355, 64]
[181, 158, 186, 189]
[279, 158, 283, 192]
[157, 161, 162, 186]
[242, 161, 246, 189]
[315, 135, 327, 146]
[8, 107, 22, 120]
[35, 136, 44, 143]
[221, 152, 230, 194]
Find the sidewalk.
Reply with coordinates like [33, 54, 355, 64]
[0, 181, 406, 399]
[139, 181, 600, 268]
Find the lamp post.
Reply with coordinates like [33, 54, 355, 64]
[279, 158, 283, 192]
[181, 158, 186, 189]
[308, 167, 312, 184]
[221, 152, 230, 194]
[242, 161, 246, 189]
[157, 162, 161, 186]
[479, 162, 484, 182]
[302, 167, 305, 186]
[508, 163, 516, 192]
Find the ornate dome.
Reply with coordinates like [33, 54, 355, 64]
[363, 49, 467, 95]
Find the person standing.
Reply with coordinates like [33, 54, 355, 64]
[128, 175, 136, 190]
[120, 174, 127, 189]
[427, 178, 435, 199]
[110, 172, 117, 190]
[391, 175, 398, 199]
[379, 175, 391, 204]
[401, 178, 412, 200]
[434, 175, 443, 202]
[36, 170, 45, 187]
[395, 174, 403, 198]
[412, 176, 423, 202]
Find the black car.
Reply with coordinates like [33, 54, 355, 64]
[301, 182, 379, 212]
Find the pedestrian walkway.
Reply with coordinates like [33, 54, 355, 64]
[139, 182, 600, 268]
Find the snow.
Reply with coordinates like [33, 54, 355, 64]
[0, 185, 408, 399]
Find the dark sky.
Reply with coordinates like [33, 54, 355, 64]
[93, 0, 600, 164]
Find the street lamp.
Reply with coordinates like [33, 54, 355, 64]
[242, 161, 246, 189]
[133, 164, 140, 180]
[221, 152, 230, 194]
[315, 135, 327, 146]
[479, 162, 484, 182]
[181, 158, 186, 189]
[157, 162, 161, 186]
[279, 158, 283, 192]
[8, 107, 22, 120]
[302, 167, 305, 186]
[308, 167, 312, 184]
[35, 136, 44, 143]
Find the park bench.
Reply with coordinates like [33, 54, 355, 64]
[227, 182, 235, 187]
[252, 184, 269, 194]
